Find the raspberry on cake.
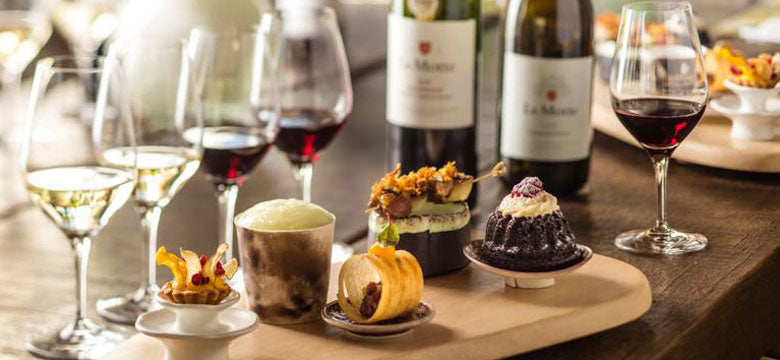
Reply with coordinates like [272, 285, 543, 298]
[479, 177, 588, 272]
[156, 243, 239, 305]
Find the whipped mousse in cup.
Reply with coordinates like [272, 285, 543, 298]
[234, 199, 335, 324]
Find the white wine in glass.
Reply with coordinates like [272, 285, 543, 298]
[22, 54, 135, 359]
[95, 39, 203, 324]
[26, 166, 134, 237]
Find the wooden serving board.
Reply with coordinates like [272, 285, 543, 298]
[592, 80, 780, 173]
[103, 254, 651, 360]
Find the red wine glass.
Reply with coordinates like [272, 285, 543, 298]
[274, 6, 353, 203]
[609, 1, 708, 255]
[186, 24, 279, 269]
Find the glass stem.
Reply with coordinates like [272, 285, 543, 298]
[70, 236, 92, 323]
[2, 70, 22, 139]
[217, 184, 239, 260]
[651, 155, 671, 234]
[293, 162, 314, 203]
[138, 206, 162, 298]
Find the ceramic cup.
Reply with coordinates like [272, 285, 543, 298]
[234, 212, 334, 325]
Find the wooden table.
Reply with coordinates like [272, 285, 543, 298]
[1, 4, 779, 360]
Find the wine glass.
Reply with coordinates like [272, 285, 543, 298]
[21, 54, 134, 359]
[46, 0, 118, 58]
[0, 7, 51, 138]
[95, 39, 203, 324]
[273, 6, 353, 203]
[609, 1, 708, 255]
[187, 24, 279, 270]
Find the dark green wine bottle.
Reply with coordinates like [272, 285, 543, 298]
[499, 0, 594, 195]
[386, 0, 480, 207]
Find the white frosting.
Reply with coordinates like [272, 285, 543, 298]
[498, 192, 559, 218]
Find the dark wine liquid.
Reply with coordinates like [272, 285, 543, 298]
[613, 98, 705, 156]
[275, 108, 344, 164]
[188, 126, 272, 186]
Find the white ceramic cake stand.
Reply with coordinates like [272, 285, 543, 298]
[464, 240, 593, 289]
[135, 292, 258, 360]
[710, 92, 780, 141]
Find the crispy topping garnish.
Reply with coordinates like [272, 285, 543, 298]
[368, 162, 472, 217]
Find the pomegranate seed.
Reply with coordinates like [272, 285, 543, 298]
[202, 276, 210, 284]
[191, 273, 204, 285]
[199, 255, 207, 266]
[215, 262, 226, 276]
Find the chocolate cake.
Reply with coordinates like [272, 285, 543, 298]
[478, 177, 587, 272]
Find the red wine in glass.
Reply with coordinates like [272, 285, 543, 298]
[613, 98, 706, 156]
[185, 126, 273, 186]
[274, 108, 345, 164]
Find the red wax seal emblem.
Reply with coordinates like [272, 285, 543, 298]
[546, 90, 557, 101]
[419, 41, 431, 55]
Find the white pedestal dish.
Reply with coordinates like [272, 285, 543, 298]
[135, 292, 258, 360]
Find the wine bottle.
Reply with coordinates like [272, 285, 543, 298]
[386, 0, 480, 207]
[499, 0, 593, 195]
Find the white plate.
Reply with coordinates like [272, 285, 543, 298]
[463, 240, 593, 289]
[136, 307, 258, 340]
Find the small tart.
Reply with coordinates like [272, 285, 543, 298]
[159, 281, 232, 305]
[156, 243, 239, 305]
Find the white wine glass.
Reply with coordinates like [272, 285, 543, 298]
[187, 22, 280, 276]
[21, 54, 135, 359]
[95, 39, 203, 324]
[273, 6, 352, 203]
[0, 8, 51, 138]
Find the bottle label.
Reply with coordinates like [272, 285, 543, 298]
[386, 14, 476, 130]
[500, 53, 594, 161]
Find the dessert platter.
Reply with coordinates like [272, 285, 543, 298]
[464, 177, 593, 289]
[107, 167, 652, 360]
[134, 244, 258, 360]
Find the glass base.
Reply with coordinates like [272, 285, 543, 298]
[96, 284, 159, 325]
[25, 318, 129, 360]
[615, 228, 707, 255]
